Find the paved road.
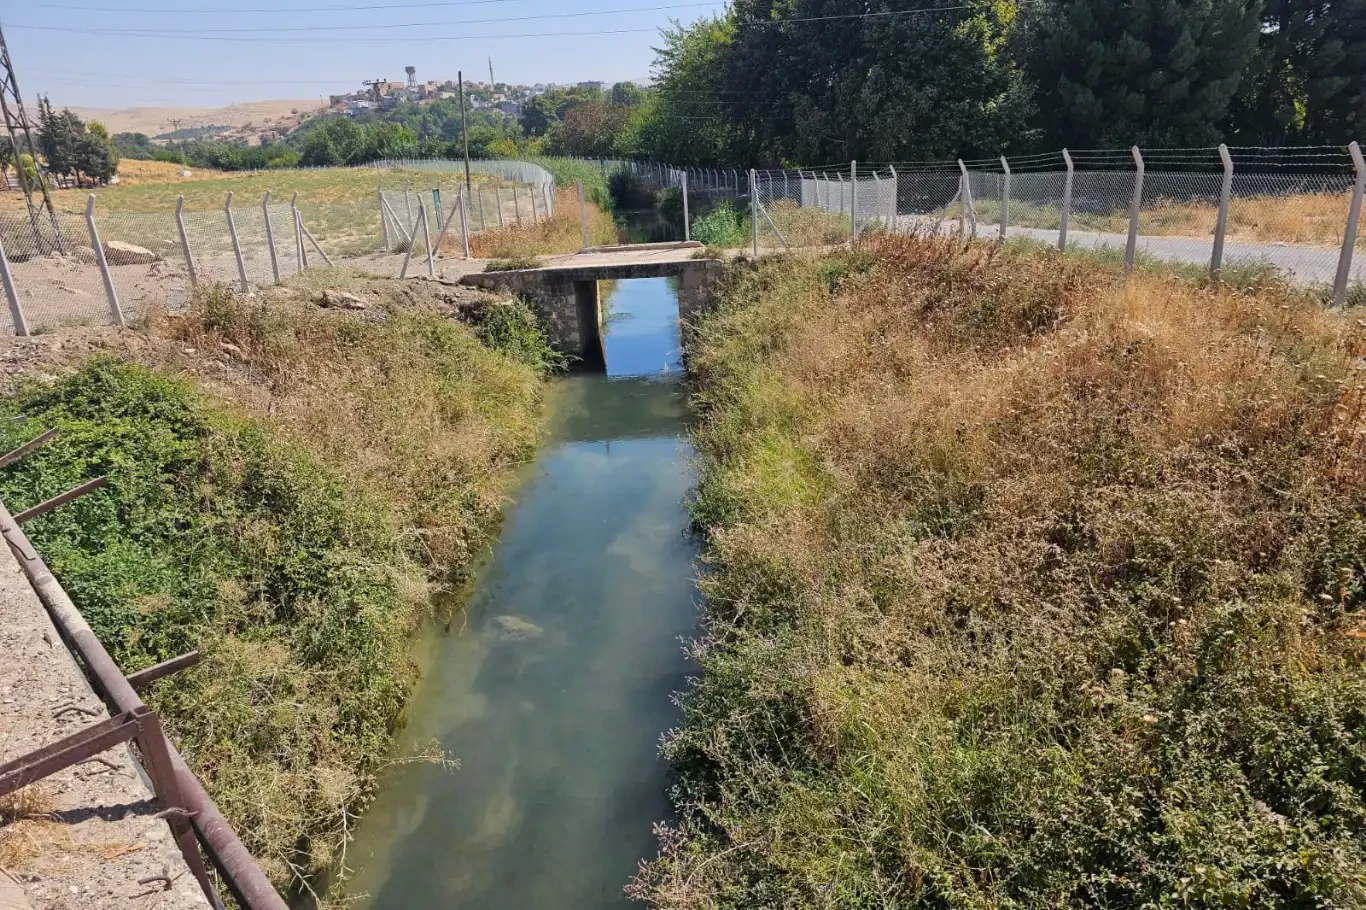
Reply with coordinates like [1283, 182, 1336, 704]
[895, 216, 1362, 286]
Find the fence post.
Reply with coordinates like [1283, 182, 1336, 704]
[682, 170, 691, 242]
[513, 187, 523, 227]
[578, 180, 589, 249]
[1333, 141, 1365, 307]
[1059, 148, 1074, 251]
[887, 165, 898, 233]
[496, 188, 505, 229]
[478, 189, 488, 231]
[1210, 144, 1234, 282]
[999, 156, 1011, 243]
[404, 183, 413, 224]
[378, 185, 390, 250]
[85, 195, 124, 326]
[957, 159, 970, 237]
[458, 186, 471, 259]
[261, 191, 281, 284]
[0, 234, 29, 337]
[1125, 146, 1145, 272]
[850, 160, 858, 243]
[420, 200, 435, 278]
[175, 195, 197, 287]
[750, 169, 760, 257]
[290, 191, 304, 272]
[225, 192, 249, 292]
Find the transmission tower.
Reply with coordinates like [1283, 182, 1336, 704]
[0, 21, 62, 253]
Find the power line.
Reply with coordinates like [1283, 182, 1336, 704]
[47, 0, 583, 12]
[9, 3, 1038, 42]
[33, 1, 725, 34]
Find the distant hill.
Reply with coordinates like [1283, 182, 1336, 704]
[68, 99, 325, 141]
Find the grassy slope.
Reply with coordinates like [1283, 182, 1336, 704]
[0, 288, 557, 895]
[638, 238, 1366, 907]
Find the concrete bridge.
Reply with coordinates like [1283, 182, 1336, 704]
[460, 242, 724, 369]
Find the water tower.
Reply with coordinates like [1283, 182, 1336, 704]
[405, 66, 417, 94]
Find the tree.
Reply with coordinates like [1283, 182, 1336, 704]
[76, 120, 119, 185]
[545, 101, 632, 156]
[610, 81, 646, 106]
[1021, 0, 1264, 148]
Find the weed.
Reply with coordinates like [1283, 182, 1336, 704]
[690, 202, 748, 248]
[0, 283, 548, 897]
[635, 234, 1366, 908]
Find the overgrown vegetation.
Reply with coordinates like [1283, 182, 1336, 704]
[635, 237, 1366, 907]
[483, 255, 540, 271]
[0, 286, 555, 895]
[470, 186, 617, 258]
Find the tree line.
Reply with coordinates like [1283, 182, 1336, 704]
[27, 97, 120, 186]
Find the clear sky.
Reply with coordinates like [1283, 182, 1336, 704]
[2, 0, 727, 110]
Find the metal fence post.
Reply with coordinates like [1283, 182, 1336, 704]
[496, 188, 505, 229]
[175, 195, 197, 288]
[0, 234, 29, 337]
[225, 192, 249, 292]
[290, 191, 304, 273]
[1125, 146, 1145, 272]
[420, 200, 435, 278]
[887, 165, 898, 233]
[513, 187, 523, 227]
[478, 189, 488, 232]
[404, 183, 413, 224]
[850, 160, 858, 243]
[1210, 144, 1234, 281]
[999, 156, 1011, 242]
[1059, 148, 1074, 251]
[261, 191, 281, 284]
[682, 170, 691, 242]
[578, 180, 589, 249]
[750, 169, 760, 256]
[1333, 141, 1365, 306]
[85, 195, 124, 326]
[458, 186, 471, 259]
[378, 183, 390, 250]
[957, 159, 970, 237]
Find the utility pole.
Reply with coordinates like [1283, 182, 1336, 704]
[167, 118, 188, 166]
[0, 21, 61, 252]
[458, 70, 471, 194]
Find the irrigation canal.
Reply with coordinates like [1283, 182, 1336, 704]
[344, 277, 699, 908]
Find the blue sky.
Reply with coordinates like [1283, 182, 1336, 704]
[3, 0, 726, 109]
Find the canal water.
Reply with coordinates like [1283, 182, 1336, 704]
[344, 278, 697, 908]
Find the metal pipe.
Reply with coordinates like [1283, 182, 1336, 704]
[957, 160, 970, 237]
[13, 476, 107, 524]
[85, 195, 124, 325]
[175, 196, 197, 288]
[849, 160, 857, 243]
[578, 180, 588, 249]
[0, 496, 288, 910]
[458, 186, 471, 259]
[750, 169, 759, 257]
[682, 171, 690, 242]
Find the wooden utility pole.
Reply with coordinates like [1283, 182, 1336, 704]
[458, 70, 471, 194]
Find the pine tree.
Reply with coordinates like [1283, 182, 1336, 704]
[1021, 0, 1264, 148]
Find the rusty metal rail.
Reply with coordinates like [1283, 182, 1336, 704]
[0, 430, 288, 910]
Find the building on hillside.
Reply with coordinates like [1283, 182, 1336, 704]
[496, 101, 522, 116]
[577, 81, 604, 91]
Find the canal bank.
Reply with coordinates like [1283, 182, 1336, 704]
[344, 277, 698, 908]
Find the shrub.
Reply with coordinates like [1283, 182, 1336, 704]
[690, 201, 748, 248]
[634, 235, 1366, 908]
[484, 255, 539, 272]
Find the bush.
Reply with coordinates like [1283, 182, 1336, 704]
[690, 201, 748, 248]
[634, 235, 1366, 908]
[484, 255, 539, 272]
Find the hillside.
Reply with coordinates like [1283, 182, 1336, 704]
[70, 99, 324, 142]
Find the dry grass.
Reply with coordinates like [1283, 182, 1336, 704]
[0, 787, 67, 871]
[638, 235, 1366, 907]
[990, 191, 1360, 248]
[470, 187, 617, 259]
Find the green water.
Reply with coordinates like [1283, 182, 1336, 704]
[345, 278, 696, 908]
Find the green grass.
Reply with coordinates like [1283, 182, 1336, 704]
[633, 236, 1366, 908]
[0, 287, 555, 896]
